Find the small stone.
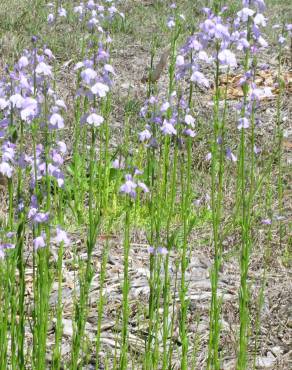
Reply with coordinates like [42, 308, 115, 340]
[121, 83, 131, 89]
[255, 355, 276, 368]
[271, 346, 283, 357]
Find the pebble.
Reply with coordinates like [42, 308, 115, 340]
[255, 352, 276, 368]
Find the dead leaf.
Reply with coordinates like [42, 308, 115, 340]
[216, 71, 292, 100]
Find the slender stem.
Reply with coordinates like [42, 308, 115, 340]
[120, 202, 131, 370]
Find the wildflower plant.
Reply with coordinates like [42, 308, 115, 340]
[0, 0, 289, 369]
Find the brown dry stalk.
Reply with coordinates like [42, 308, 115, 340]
[141, 45, 171, 83]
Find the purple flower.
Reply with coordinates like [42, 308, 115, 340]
[52, 169, 65, 188]
[157, 247, 168, 255]
[36, 62, 52, 77]
[250, 0, 266, 12]
[18, 153, 30, 169]
[286, 24, 292, 36]
[237, 117, 250, 129]
[104, 64, 115, 75]
[134, 168, 143, 176]
[30, 194, 38, 209]
[139, 129, 152, 142]
[18, 200, 24, 212]
[0, 243, 15, 249]
[81, 68, 97, 84]
[0, 243, 15, 259]
[258, 36, 268, 48]
[214, 23, 230, 40]
[54, 227, 70, 246]
[47, 13, 54, 23]
[120, 174, 137, 198]
[34, 235, 46, 250]
[57, 141, 67, 154]
[205, 152, 212, 161]
[160, 102, 170, 113]
[148, 246, 168, 256]
[50, 150, 63, 165]
[218, 49, 237, 67]
[140, 105, 148, 118]
[148, 138, 158, 149]
[87, 0, 95, 10]
[120, 174, 149, 198]
[185, 114, 195, 127]
[10, 93, 24, 108]
[254, 145, 261, 154]
[6, 232, 16, 238]
[254, 13, 266, 27]
[49, 113, 64, 129]
[188, 37, 202, 51]
[137, 181, 149, 193]
[86, 113, 104, 127]
[58, 7, 67, 17]
[112, 157, 125, 169]
[191, 71, 209, 88]
[148, 96, 157, 105]
[250, 86, 273, 100]
[198, 51, 213, 63]
[74, 62, 84, 70]
[226, 148, 237, 162]
[167, 17, 175, 28]
[44, 48, 55, 59]
[108, 5, 118, 15]
[176, 55, 185, 66]
[148, 246, 155, 255]
[237, 37, 250, 51]
[161, 120, 177, 136]
[0, 162, 13, 178]
[91, 82, 109, 97]
[237, 8, 255, 22]
[184, 128, 196, 137]
[74, 5, 84, 15]
[18, 56, 29, 69]
[20, 97, 38, 122]
[2, 142, 16, 162]
[29, 208, 50, 224]
[278, 36, 286, 45]
[261, 218, 271, 225]
[0, 98, 9, 110]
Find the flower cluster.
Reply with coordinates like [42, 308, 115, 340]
[175, 1, 271, 89]
[0, 45, 67, 186]
[148, 246, 168, 256]
[76, 43, 113, 94]
[47, 0, 124, 30]
[120, 172, 149, 199]
[0, 46, 60, 128]
[0, 232, 15, 260]
[0, 43, 69, 256]
[0, 141, 16, 178]
[29, 141, 67, 189]
[138, 93, 196, 149]
[74, 38, 115, 130]
[33, 226, 70, 251]
[172, 1, 274, 164]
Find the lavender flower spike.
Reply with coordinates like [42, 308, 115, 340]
[120, 174, 137, 198]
